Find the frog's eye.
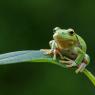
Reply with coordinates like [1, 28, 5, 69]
[68, 28, 75, 35]
[69, 31, 74, 36]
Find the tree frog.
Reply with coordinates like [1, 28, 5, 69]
[43, 27, 90, 73]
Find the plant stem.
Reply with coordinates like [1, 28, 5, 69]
[83, 69, 95, 86]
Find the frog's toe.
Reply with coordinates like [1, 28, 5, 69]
[75, 69, 80, 74]
[66, 64, 73, 68]
[40, 49, 52, 55]
[53, 56, 56, 60]
[80, 63, 87, 72]
[75, 63, 87, 74]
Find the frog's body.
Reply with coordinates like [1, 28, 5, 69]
[76, 34, 87, 52]
[50, 34, 87, 59]
[48, 27, 90, 73]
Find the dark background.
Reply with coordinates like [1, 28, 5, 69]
[0, 0, 95, 95]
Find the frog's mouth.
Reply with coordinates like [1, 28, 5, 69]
[53, 32, 70, 40]
[53, 33, 76, 49]
[53, 33, 72, 42]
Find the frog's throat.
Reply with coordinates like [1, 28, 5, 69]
[55, 37, 77, 49]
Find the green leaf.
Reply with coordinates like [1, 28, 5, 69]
[0, 50, 66, 68]
[0, 50, 95, 87]
[83, 69, 95, 86]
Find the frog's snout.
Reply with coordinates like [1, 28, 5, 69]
[53, 27, 64, 39]
[53, 27, 61, 32]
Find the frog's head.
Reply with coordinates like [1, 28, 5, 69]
[53, 27, 78, 48]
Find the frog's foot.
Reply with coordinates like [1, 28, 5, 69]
[40, 49, 53, 55]
[75, 63, 87, 74]
[60, 60, 77, 68]
[66, 61, 77, 68]
[60, 60, 73, 65]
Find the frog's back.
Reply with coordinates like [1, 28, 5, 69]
[76, 35, 87, 53]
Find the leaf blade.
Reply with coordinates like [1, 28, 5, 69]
[0, 50, 66, 68]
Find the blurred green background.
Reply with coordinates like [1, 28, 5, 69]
[0, 0, 95, 95]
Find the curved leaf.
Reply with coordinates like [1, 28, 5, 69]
[0, 50, 95, 86]
[0, 50, 66, 68]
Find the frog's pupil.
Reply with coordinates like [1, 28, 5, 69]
[69, 31, 74, 35]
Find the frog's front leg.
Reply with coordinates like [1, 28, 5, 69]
[49, 40, 65, 60]
[49, 40, 57, 60]
[41, 40, 58, 60]
[40, 40, 55, 55]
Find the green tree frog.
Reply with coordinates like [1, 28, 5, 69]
[44, 27, 90, 73]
